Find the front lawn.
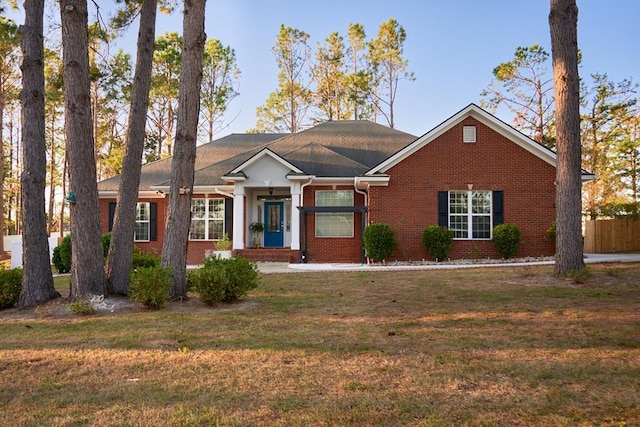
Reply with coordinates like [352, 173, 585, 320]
[1, 263, 639, 426]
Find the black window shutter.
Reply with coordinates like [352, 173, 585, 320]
[149, 202, 158, 241]
[224, 198, 233, 239]
[108, 202, 116, 231]
[493, 191, 504, 226]
[438, 191, 448, 227]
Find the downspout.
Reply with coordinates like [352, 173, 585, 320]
[299, 178, 313, 263]
[354, 178, 368, 264]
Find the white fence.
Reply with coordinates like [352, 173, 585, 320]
[4, 233, 64, 269]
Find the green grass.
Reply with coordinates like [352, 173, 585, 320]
[1, 263, 640, 426]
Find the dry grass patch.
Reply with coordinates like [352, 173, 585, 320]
[1, 263, 639, 425]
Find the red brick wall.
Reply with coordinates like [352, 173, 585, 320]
[369, 117, 557, 261]
[100, 197, 166, 258]
[301, 185, 365, 263]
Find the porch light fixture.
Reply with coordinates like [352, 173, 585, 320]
[269, 187, 273, 195]
[467, 184, 473, 190]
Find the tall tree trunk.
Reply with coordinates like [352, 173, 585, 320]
[18, 0, 59, 307]
[550, 0, 585, 275]
[161, 0, 206, 299]
[106, 0, 157, 295]
[60, 0, 107, 299]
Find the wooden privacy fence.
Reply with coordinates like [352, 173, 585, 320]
[584, 219, 640, 253]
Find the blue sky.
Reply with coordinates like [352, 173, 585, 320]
[7, 1, 640, 138]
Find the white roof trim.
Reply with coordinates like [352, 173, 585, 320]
[230, 147, 304, 175]
[309, 177, 356, 185]
[368, 103, 558, 175]
[99, 190, 161, 199]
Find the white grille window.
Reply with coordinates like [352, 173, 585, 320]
[189, 198, 225, 240]
[449, 190, 492, 239]
[463, 125, 477, 143]
[134, 202, 150, 241]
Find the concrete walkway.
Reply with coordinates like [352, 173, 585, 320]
[255, 253, 640, 274]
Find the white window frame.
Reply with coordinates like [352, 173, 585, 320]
[448, 190, 492, 240]
[189, 197, 225, 241]
[134, 202, 150, 242]
[315, 190, 354, 238]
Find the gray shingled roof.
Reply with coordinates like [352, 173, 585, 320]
[98, 121, 417, 191]
[98, 133, 284, 191]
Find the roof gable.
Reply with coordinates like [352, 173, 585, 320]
[368, 104, 558, 175]
[229, 148, 303, 175]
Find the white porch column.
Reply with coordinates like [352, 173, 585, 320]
[290, 183, 301, 250]
[233, 188, 245, 250]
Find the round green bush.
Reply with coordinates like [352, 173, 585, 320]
[547, 221, 556, 243]
[128, 266, 172, 309]
[0, 268, 22, 309]
[102, 233, 111, 258]
[492, 223, 521, 259]
[52, 235, 72, 274]
[222, 256, 260, 301]
[422, 225, 454, 261]
[363, 222, 395, 262]
[189, 255, 260, 304]
[187, 266, 227, 306]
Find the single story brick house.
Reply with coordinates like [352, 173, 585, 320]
[98, 104, 594, 264]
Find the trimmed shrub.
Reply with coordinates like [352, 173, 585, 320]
[52, 235, 72, 274]
[102, 233, 111, 258]
[0, 267, 22, 309]
[363, 223, 395, 262]
[492, 223, 521, 259]
[132, 248, 161, 269]
[69, 298, 96, 316]
[223, 256, 260, 301]
[129, 266, 172, 309]
[188, 255, 260, 304]
[422, 225, 454, 261]
[547, 221, 556, 243]
[187, 266, 227, 305]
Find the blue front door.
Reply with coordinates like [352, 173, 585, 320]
[264, 202, 284, 247]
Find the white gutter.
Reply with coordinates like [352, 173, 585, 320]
[354, 178, 368, 225]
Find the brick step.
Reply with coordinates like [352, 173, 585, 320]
[236, 248, 297, 263]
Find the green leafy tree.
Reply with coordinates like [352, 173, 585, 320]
[481, 44, 555, 148]
[367, 18, 414, 128]
[613, 115, 640, 204]
[550, 0, 585, 275]
[253, 25, 312, 133]
[199, 38, 240, 142]
[581, 73, 638, 219]
[44, 47, 65, 235]
[147, 31, 182, 160]
[312, 31, 350, 121]
[95, 49, 133, 178]
[0, 16, 21, 254]
[345, 23, 372, 120]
